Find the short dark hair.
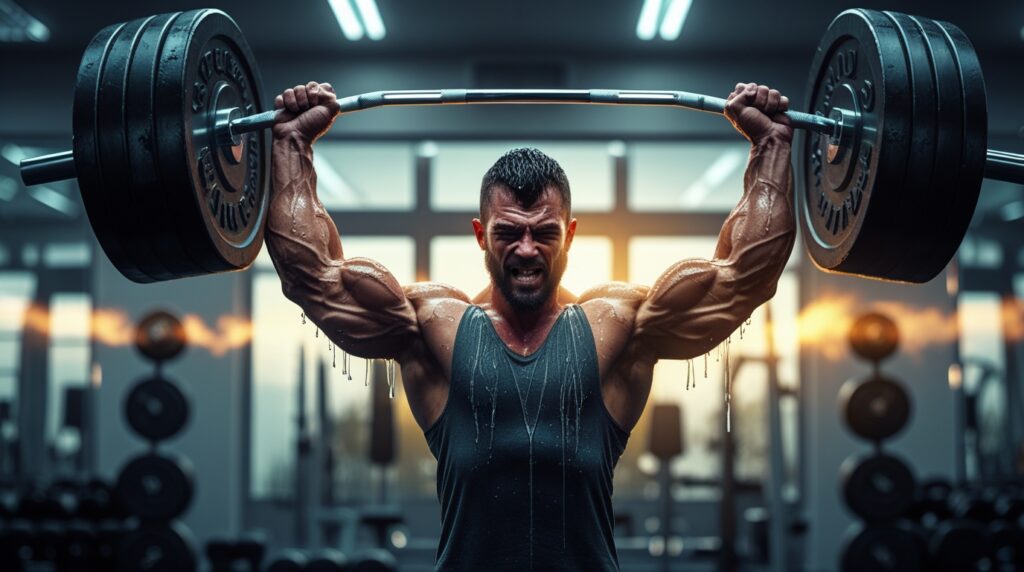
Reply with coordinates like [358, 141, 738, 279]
[479, 147, 571, 220]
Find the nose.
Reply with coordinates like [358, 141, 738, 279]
[513, 232, 540, 259]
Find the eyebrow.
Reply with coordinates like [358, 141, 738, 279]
[492, 222, 562, 232]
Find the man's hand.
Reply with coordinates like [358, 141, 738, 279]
[723, 82, 793, 145]
[272, 81, 342, 145]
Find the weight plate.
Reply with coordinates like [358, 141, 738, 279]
[124, 376, 189, 441]
[888, 12, 966, 282]
[839, 373, 911, 441]
[840, 522, 925, 572]
[928, 18, 986, 280]
[121, 12, 201, 281]
[115, 453, 194, 520]
[909, 477, 953, 521]
[847, 312, 900, 361]
[266, 549, 309, 572]
[841, 452, 916, 520]
[877, 12, 945, 283]
[929, 520, 991, 572]
[134, 310, 187, 362]
[990, 521, 1024, 568]
[799, 9, 913, 281]
[118, 522, 197, 572]
[153, 9, 268, 278]
[73, 21, 151, 283]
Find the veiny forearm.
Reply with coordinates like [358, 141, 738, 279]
[265, 135, 415, 357]
[635, 137, 795, 359]
[713, 135, 796, 291]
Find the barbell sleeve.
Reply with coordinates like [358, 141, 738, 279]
[227, 88, 839, 140]
[984, 149, 1024, 185]
[19, 150, 76, 186]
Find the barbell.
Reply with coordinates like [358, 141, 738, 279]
[15, 8, 1024, 284]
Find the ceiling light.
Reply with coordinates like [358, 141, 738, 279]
[659, 0, 692, 41]
[0, 0, 49, 43]
[328, 0, 364, 41]
[636, 0, 663, 41]
[327, 0, 386, 41]
[354, 0, 386, 41]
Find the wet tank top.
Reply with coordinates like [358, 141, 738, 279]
[424, 305, 631, 571]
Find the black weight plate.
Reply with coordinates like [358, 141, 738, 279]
[840, 522, 925, 572]
[929, 18, 986, 280]
[121, 12, 199, 281]
[847, 311, 900, 361]
[877, 12, 944, 283]
[96, 14, 180, 284]
[883, 14, 963, 283]
[839, 373, 911, 441]
[134, 310, 187, 362]
[73, 21, 151, 283]
[117, 522, 197, 572]
[307, 548, 349, 572]
[124, 376, 189, 441]
[909, 477, 953, 521]
[928, 520, 991, 572]
[799, 9, 913, 281]
[115, 453, 194, 520]
[153, 9, 268, 278]
[841, 453, 916, 520]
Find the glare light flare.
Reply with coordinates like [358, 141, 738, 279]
[14, 304, 254, 357]
[354, 0, 386, 40]
[797, 294, 1024, 361]
[636, 0, 692, 41]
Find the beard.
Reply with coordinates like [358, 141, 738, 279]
[485, 248, 568, 312]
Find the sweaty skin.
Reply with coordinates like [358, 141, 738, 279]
[265, 81, 796, 433]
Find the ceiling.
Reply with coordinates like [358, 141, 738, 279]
[8, 0, 1024, 59]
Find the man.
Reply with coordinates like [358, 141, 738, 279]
[265, 80, 795, 571]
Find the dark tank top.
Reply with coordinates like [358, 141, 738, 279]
[424, 305, 631, 571]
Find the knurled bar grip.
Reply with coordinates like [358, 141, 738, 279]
[229, 88, 838, 139]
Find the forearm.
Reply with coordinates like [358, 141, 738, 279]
[266, 134, 344, 301]
[713, 135, 796, 300]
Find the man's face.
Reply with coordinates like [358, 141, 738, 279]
[473, 186, 576, 312]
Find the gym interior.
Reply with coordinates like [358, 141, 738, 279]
[1, 0, 1023, 570]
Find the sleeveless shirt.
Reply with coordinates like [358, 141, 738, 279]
[424, 305, 631, 571]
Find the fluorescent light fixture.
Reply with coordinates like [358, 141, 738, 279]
[636, 0, 663, 41]
[327, 0, 385, 41]
[1000, 200, 1024, 222]
[0, 0, 49, 43]
[28, 186, 76, 215]
[328, 0, 363, 40]
[659, 0, 692, 40]
[354, 0, 386, 40]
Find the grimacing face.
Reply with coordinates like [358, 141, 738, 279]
[473, 186, 577, 311]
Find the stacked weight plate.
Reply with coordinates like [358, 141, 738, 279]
[798, 9, 986, 283]
[73, 9, 269, 283]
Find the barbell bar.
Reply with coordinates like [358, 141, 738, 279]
[11, 7, 1024, 285]
[22, 89, 1024, 187]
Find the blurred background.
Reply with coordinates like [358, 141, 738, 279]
[0, 0, 1022, 570]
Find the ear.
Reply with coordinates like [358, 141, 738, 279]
[472, 218, 486, 250]
[564, 218, 577, 251]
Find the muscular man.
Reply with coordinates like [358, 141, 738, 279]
[266, 81, 795, 571]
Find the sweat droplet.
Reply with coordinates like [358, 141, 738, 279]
[300, 313, 306, 325]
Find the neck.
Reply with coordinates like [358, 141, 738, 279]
[489, 286, 561, 334]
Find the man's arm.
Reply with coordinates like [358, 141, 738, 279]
[632, 83, 797, 360]
[265, 82, 417, 359]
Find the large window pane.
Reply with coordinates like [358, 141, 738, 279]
[620, 237, 800, 498]
[432, 142, 614, 212]
[250, 237, 414, 499]
[314, 143, 415, 211]
[629, 142, 749, 212]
